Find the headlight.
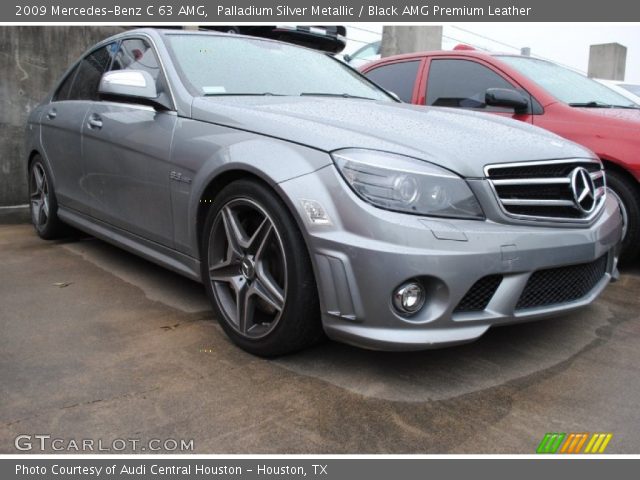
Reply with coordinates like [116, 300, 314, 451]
[332, 149, 484, 219]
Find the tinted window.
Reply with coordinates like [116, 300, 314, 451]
[68, 44, 115, 101]
[426, 59, 514, 110]
[53, 65, 79, 101]
[364, 61, 420, 102]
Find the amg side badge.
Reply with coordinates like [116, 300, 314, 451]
[170, 171, 192, 184]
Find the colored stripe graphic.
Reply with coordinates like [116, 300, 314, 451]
[585, 433, 613, 453]
[537, 433, 566, 453]
[559, 433, 575, 453]
[573, 433, 589, 453]
[538, 432, 613, 454]
[598, 433, 613, 453]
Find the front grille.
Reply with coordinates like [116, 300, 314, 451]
[515, 255, 608, 310]
[486, 160, 606, 221]
[454, 275, 503, 313]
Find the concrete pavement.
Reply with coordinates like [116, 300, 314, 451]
[1, 223, 639, 453]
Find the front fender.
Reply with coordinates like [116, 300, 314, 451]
[170, 118, 332, 256]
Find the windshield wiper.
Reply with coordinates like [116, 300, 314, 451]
[300, 92, 377, 101]
[569, 101, 639, 109]
[569, 101, 612, 108]
[203, 92, 286, 97]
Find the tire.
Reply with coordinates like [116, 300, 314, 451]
[201, 179, 323, 356]
[606, 169, 640, 263]
[28, 155, 69, 240]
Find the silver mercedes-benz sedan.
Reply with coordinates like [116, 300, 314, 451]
[25, 29, 623, 356]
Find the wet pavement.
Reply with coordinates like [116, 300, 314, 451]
[1, 224, 639, 453]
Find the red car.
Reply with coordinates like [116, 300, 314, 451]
[361, 47, 640, 261]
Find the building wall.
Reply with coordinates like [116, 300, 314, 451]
[380, 26, 442, 57]
[0, 26, 125, 206]
[588, 42, 627, 81]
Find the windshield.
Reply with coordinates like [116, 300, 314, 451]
[165, 34, 392, 101]
[621, 84, 640, 97]
[497, 55, 636, 108]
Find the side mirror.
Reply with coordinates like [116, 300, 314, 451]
[485, 88, 529, 113]
[99, 70, 158, 102]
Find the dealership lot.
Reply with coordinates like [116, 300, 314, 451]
[1, 223, 639, 453]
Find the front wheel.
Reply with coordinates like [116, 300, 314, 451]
[201, 179, 323, 356]
[606, 169, 640, 263]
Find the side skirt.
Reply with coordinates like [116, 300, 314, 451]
[58, 207, 202, 283]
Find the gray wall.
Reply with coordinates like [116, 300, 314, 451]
[0, 26, 125, 206]
[380, 26, 442, 58]
[588, 42, 627, 81]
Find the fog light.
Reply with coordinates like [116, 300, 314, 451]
[393, 282, 426, 315]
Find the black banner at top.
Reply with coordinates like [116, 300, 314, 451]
[5, 0, 640, 22]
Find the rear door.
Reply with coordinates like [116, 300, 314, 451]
[39, 44, 115, 213]
[423, 57, 535, 123]
[81, 37, 177, 248]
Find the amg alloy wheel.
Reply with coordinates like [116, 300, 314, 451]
[201, 180, 323, 356]
[208, 198, 287, 339]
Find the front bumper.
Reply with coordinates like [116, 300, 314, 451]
[278, 165, 623, 351]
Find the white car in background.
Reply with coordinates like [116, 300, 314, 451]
[342, 40, 380, 68]
[595, 79, 640, 105]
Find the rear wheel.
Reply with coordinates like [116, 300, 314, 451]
[606, 169, 640, 262]
[201, 179, 323, 356]
[29, 155, 68, 240]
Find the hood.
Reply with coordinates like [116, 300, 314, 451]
[572, 106, 640, 132]
[192, 97, 595, 177]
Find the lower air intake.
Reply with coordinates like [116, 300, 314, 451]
[516, 255, 608, 310]
[454, 275, 503, 313]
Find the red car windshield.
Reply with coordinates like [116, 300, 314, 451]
[497, 55, 637, 108]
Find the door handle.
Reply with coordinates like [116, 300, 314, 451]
[46, 109, 57, 120]
[87, 114, 103, 130]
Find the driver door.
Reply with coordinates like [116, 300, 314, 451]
[81, 38, 177, 248]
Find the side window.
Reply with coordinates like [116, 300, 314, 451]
[426, 59, 516, 110]
[67, 44, 115, 101]
[364, 61, 420, 103]
[53, 65, 79, 101]
[108, 38, 170, 106]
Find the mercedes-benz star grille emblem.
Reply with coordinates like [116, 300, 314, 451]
[570, 167, 597, 214]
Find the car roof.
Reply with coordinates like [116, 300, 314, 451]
[93, 27, 324, 54]
[368, 49, 490, 61]
[362, 49, 530, 64]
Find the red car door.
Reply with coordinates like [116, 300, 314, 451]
[421, 55, 535, 123]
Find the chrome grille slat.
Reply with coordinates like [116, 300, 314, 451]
[492, 177, 570, 186]
[501, 199, 576, 206]
[485, 159, 606, 223]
